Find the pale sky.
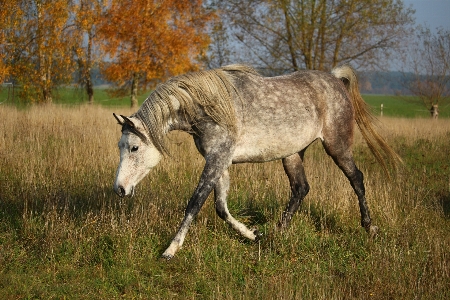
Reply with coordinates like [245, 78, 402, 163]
[403, 0, 450, 30]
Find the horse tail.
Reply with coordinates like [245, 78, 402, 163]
[331, 65, 403, 176]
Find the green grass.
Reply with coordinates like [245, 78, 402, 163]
[0, 86, 150, 107]
[1, 86, 449, 118]
[0, 106, 449, 299]
[362, 94, 450, 118]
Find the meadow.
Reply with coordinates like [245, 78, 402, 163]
[0, 98, 449, 299]
[2, 86, 449, 118]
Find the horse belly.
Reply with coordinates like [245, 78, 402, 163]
[232, 121, 322, 163]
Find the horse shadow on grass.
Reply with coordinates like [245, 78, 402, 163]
[0, 183, 138, 235]
[204, 196, 346, 246]
[299, 202, 345, 234]
[184, 195, 277, 247]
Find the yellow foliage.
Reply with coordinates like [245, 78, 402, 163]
[1, 0, 213, 103]
[2, 0, 77, 102]
[98, 0, 213, 90]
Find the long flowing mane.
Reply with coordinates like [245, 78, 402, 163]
[132, 64, 259, 154]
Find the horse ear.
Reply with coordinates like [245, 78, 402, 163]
[120, 115, 135, 128]
[113, 113, 124, 125]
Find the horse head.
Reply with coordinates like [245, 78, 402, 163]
[113, 113, 162, 197]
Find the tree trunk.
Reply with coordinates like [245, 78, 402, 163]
[86, 31, 94, 104]
[40, 51, 52, 103]
[37, 0, 52, 104]
[281, 0, 298, 71]
[87, 79, 94, 104]
[130, 73, 139, 108]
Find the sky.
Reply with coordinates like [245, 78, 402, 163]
[403, 0, 450, 30]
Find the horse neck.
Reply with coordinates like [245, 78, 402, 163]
[166, 115, 191, 133]
[165, 95, 192, 133]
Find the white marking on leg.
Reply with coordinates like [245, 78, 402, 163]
[215, 170, 259, 240]
[227, 216, 259, 240]
[162, 214, 194, 259]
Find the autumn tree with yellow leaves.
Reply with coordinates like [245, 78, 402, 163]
[2, 0, 77, 103]
[98, 0, 213, 108]
[1, 0, 213, 105]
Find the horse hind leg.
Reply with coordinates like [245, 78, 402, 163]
[322, 140, 378, 237]
[214, 170, 262, 240]
[279, 151, 310, 228]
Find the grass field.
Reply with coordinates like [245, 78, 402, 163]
[0, 102, 449, 299]
[0, 86, 150, 108]
[1, 86, 449, 118]
[362, 94, 450, 119]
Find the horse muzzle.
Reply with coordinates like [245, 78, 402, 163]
[114, 185, 135, 198]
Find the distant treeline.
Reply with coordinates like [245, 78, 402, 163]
[359, 71, 450, 95]
[82, 66, 444, 96]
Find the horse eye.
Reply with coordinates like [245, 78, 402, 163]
[131, 146, 139, 152]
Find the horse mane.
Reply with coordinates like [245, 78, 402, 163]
[132, 64, 260, 154]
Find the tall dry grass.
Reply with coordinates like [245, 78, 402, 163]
[0, 105, 449, 299]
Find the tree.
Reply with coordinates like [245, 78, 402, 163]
[98, 0, 213, 108]
[0, 0, 16, 84]
[402, 26, 450, 118]
[72, 0, 105, 104]
[202, 1, 233, 69]
[218, 0, 414, 74]
[2, 0, 77, 103]
[203, 18, 232, 69]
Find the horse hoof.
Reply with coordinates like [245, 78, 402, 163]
[277, 221, 289, 230]
[161, 253, 174, 260]
[368, 225, 378, 238]
[253, 229, 263, 242]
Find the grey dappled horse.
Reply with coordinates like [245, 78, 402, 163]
[113, 64, 401, 259]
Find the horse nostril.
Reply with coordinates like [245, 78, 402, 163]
[115, 186, 125, 197]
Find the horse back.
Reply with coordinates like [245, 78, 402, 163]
[230, 70, 352, 163]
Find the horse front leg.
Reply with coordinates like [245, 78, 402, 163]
[279, 151, 310, 228]
[162, 147, 233, 260]
[215, 170, 262, 240]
